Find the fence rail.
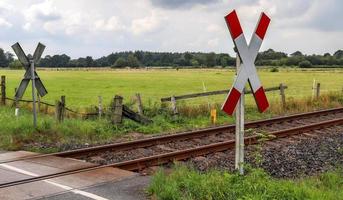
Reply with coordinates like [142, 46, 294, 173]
[5, 97, 98, 117]
[161, 85, 288, 102]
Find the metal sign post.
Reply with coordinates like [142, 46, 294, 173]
[30, 59, 37, 127]
[235, 53, 245, 174]
[11, 42, 47, 128]
[222, 10, 271, 174]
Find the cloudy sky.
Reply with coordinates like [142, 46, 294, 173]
[0, 0, 342, 58]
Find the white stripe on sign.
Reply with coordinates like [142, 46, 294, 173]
[0, 164, 109, 200]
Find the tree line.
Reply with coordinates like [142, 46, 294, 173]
[1, 48, 343, 69]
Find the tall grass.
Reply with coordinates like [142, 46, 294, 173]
[0, 107, 116, 152]
[176, 91, 343, 117]
[148, 164, 343, 200]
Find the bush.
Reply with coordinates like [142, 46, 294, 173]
[9, 60, 23, 69]
[112, 57, 127, 68]
[270, 67, 279, 72]
[127, 54, 140, 67]
[298, 60, 312, 68]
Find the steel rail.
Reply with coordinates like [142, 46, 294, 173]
[0, 117, 342, 189]
[0, 107, 342, 165]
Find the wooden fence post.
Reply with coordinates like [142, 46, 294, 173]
[14, 88, 19, 116]
[55, 96, 65, 122]
[60, 96, 65, 122]
[37, 93, 41, 112]
[311, 79, 316, 100]
[136, 93, 143, 115]
[316, 83, 320, 99]
[1, 76, 6, 105]
[279, 83, 286, 109]
[171, 96, 178, 115]
[111, 95, 123, 124]
[55, 100, 61, 122]
[98, 96, 103, 118]
[44, 104, 48, 114]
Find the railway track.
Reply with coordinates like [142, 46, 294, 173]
[1, 107, 342, 164]
[0, 107, 343, 188]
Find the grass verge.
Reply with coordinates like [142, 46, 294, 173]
[148, 164, 343, 200]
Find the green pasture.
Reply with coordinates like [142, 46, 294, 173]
[0, 68, 343, 109]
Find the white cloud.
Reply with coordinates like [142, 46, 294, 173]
[130, 11, 166, 35]
[0, 17, 11, 27]
[95, 16, 125, 32]
[0, 0, 341, 58]
[207, 24, 222, 32]
[208, 38, 219, 47]
[23, 0, 61, 31]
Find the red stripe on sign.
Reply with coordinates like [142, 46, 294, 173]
[222, 87, 241, 115]
[255, 12, 270, 40]
[254, 87, 269, 113]
[224, 10, 243, 40]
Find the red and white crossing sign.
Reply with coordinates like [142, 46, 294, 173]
[222, 10, 271, 115]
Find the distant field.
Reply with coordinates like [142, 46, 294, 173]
[0, 68, 343, 109]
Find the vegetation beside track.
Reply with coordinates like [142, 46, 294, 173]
[148, 164, 343, 200]
[0, 91, 342, 152]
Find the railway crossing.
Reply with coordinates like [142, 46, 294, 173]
[11, 42, 48, 127]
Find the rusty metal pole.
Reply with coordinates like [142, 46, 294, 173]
[235, 52, 244, 175]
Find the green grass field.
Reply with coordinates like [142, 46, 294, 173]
[0, 67, 342, 151]
[1, 68, 343, 109]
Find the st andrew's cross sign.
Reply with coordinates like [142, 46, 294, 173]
[12, 42, 48, 99]
[222, 10, 270, 115]
[11, 42, 48, 128]
[221, 10, 271, 174]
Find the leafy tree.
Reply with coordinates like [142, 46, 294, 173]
[9, 60, 23, 69]
[127, 54, 140, 67]
[85, 56, 95, 67]
[190, 59, 199, 67]
[0, 48, 12, 67]
[205, 52, 216, 67]
[333, 50, 343, 59]
[2, 45, 343, 68]
[39, 54, 70, 67]
[298, 60, 312, 68]
[285, 56, 305, 66]
[95, 56, 109, 67]
[134, 51, 144, 62]
[112, 57, 127, 68]
[184, 52, 193, 61]
[257, 49, 287, 60]
[291, 51, 303, 57]
[107, 53, 118, 66]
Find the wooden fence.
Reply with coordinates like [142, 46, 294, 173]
[1, 73, 335, 124]
[161, 84, 289, 114]
[161, 85, 287, 102]
[0, 75, 149, 124]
